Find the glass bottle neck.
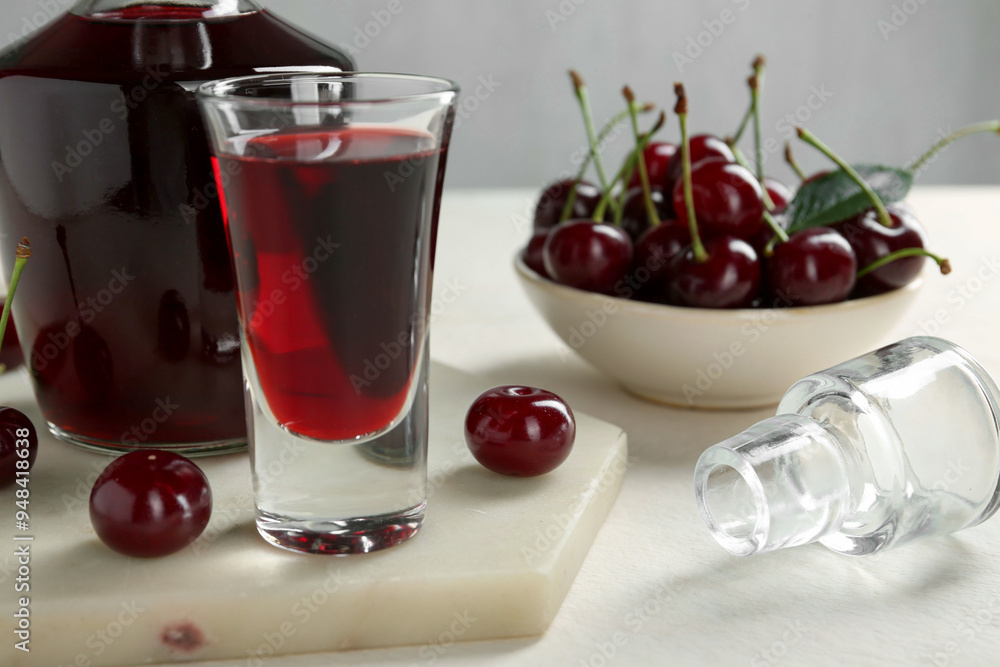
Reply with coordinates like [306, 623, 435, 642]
[72, 0, 264, 20]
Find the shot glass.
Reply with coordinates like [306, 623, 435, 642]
[198, 72, 458, 555]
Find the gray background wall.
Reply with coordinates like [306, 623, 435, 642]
[2, 0, 998, 189]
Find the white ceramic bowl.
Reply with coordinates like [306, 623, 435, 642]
[515, 256, 924, 409]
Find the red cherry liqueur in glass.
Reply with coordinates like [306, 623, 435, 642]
[0, 1, 353, 454]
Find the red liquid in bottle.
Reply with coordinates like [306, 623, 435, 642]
[216, 129, 443, 441]
[0, 7, 353, 450]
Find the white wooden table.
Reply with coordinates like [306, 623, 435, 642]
[136, 186, 1000, 666]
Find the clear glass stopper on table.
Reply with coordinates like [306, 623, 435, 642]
[695, 337, 1000, 557]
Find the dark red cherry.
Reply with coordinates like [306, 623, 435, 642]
[620, 186, 673, 242]
[664, 134, 735, 194]
[629, 142, 678, 190]
[0, 300, 23, 370]
[633, 221, 691, 302]
[534, 179, 603, 231]
[672, 159, 765, 240]
[0, 408, 37, 489]
[90, 450, 212, 558]
[543, 221, 634, 295]
[764, 178, 794, 215]
[670, 236, 762, 309]
[523, 230, 552, 278]
[835, 205, 928, 295]
[465, 386, 575, 477]
[766, 228, 857, 306]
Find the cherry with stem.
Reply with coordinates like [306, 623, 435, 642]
[559, 103, 655, 223]
[615, 111, 666, 225]
[675, 85, 706, 263]
[795, 126, 895, 229]
[671, 84, 761, 309]
[748, 56, 766, 184]
[728, 140, 778, 212]
[593, 111, 667, 223]
[623, 86, 661, 228]
[796, 127, 953, 293]
[570, 70, 617, 216]
[857, 248, 951, 279]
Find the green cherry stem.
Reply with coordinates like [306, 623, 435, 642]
[857, 248, 951, 279]
[675, 83, 707, 263]
[570, 71, 614, 201]
[730, 55, 767, 150]
[593, 153, 638, 223]
[762, 211, 789, 246]
[729, 143, 777, 211]
[559, 103, 654, 223]
[796, 126, 894, 228]
[593, 111, 666, 224]
[908, 120, 1000, 174]
[785, 141, 807, 182]
[624, 86, 661, 227]
[729, 105, 753, 148]
[749, 57, 766, 183]
[0, 237, 31, 366]
[764, 233, 781, 258]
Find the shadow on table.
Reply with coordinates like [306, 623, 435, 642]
[633, 531, 976, 639]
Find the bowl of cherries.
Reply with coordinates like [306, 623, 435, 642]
[518, 61, 992, 408]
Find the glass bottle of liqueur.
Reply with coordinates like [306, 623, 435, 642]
[0, 0, 353, 454]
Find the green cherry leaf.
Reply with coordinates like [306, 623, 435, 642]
[786, 165, 913, 233]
